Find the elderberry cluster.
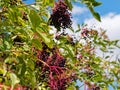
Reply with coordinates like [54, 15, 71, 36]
[36, 43, 66, 68]
[46, 48, 66, 67]
[35, 43, 71, 90]
[49, 0, 72, 30]
[49, 71, 67, 90]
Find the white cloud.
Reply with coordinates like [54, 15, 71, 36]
[84, 13, 120, 40]
[84, 13, 120, 59]
[72, 5, 88, 15]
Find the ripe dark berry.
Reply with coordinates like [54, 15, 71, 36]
[94, 86, 100, 90]
[42, 42, 48, 50]
[58, 58, 66, 67]
[21, 11, 28, 20]
[49, 0, 72, 31]
[37, 50, 50, 62]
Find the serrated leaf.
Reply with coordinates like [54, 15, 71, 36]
[65, 0, 73, 11]
[36, 29, 53, 48]
[32, 39, 42, 50]
[93, 12, 101, 22]
[10, 73, 20, 90]
[29, 10, 40, 28]
[61, 45, 75, 60]
[27, 59, 34, 70]
[88, 6, 101, 22]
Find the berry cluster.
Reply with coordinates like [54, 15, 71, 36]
[46, 48, 66, 67]
[49, 0, 72, 30]
[81, 28, 99, 39]
[36, 44, 66, 67]
[81, 28, 89, 38]
[93, 86, 100, 90]
[49, 69, 67, 90]
[48, 65, 75, 90]
[35, 43, 74, 90]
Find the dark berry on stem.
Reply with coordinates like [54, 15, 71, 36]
[49, 0, 72, 31]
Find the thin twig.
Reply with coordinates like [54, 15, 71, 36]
[0, 50, 24, 53]
[37, 59, 50, 67]
[14, 42, 26, 45]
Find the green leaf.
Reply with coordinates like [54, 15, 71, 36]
[75, 29, 80, 33]
[116, 43, 120, 48]
[81, 0, 102, 7]
[36, 28, 53, 48]
[103, 87, 108, 90]
[67, 85, 76, 90]
[105, 56, 110, 59]
[43, 0, 54, 6]
[93, 2, 102, 7]
[93, 12, 101, 22]
[75, 24, 81, 33]
[100, 47, 108, 52]
[10, 73, 20, 90]
[3, 41, 11, 50]
[27, 59, 35, 70]
[18, 63, 26, 76]
[61, 45, 75, 61]
[5, 57, 12, 64]
[89, 7, 101, 21]
[69, 27, 74, 32]
[65, 0, 73, 11]
[32, 39, 42, 50]
[31, 73, 36, 89]
[0, 68, 4, 75]
[29, 10, 41, 28]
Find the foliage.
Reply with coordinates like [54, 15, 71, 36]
[0, 0, 120, 90]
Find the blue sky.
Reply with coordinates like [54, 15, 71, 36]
[72, 0, 120, 21]
[95, 0, 120, 15]
[23, 0, 34, 4]
[23, 0, 120, 90]
[71, 0, 120, 40]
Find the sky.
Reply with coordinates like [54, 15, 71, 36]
[72, 0, 120, 40]
[23, 0, 120, 90]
